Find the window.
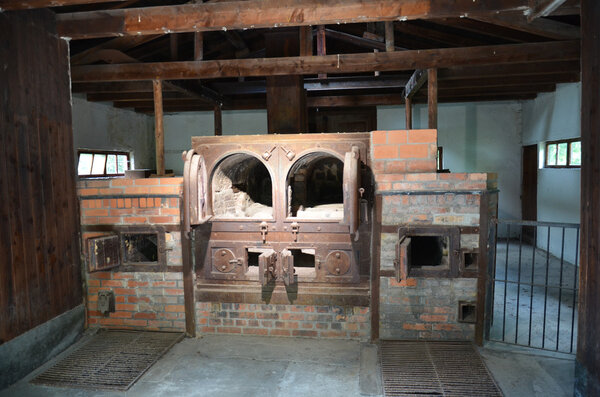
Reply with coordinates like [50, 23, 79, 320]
[77, 150, 129, 177]
[437, 146, 444, 171]
[545, 139, 581, 168]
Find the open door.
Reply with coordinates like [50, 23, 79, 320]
[343, 146, 361, 234]
[394, 237, 411, 282]
[183, 151, 210, 226]
[258, 249, 277, 286]
[281, 249, 295, 286]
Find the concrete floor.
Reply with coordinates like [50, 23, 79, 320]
[0, 331, 575, 397]
[490, 241, 578, 353]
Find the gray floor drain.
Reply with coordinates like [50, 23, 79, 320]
[380, 340, 503, 396]
[31, 330, 183, 391]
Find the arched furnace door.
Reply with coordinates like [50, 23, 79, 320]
[183, 150, 209, 226]
[343, 146, 361, 235]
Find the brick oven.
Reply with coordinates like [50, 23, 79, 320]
[78, 129, 497, 342]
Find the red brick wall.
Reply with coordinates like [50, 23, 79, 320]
[87, 271, 185, 332]
[371, 129, 438, 176]
[78, 177, 182, 225]
[370, 129, 497, 341]
[196, 302, 370, 339]
[77, 177, 184, 332]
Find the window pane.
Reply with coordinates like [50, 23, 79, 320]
[117, 155, 128, 173]
[77, 153, 93, 175]
[91, 154, 106, 175]
[570, 141, 581, 166]
[106, 154, 117, 174]
[546, 144, 557, 166]
[557, 143, 568, 165]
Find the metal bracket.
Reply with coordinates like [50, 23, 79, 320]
[260, 221, 268, 243]
[262, 146, 276, 161]
[280, 146, 296, 161]
[291, 222, 299, 242]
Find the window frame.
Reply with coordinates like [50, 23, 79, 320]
[544, 138, 581, 169]
[77, 149, 130, 178]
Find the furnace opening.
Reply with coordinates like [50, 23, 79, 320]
[287, 152, 344, 219]
[122, 233, 158, 263]
[212, 154, 273, 218]
[408, 235, 449, 270]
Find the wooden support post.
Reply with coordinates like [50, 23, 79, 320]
[194, 32, 203, 61]
[265, 30, 307, 133]
[170, 33, 178, 61]
[405, 96, 413, 129]
[152, 79, 165, 175]
[214, 104, 222, 136]
[299, 26, 313, 56]
[317, 25, 326, 79]
[385, 21, 395, 52]
[427, 68, 438, 130]
[576, 0, 600, 395]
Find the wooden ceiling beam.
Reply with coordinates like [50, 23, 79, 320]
[412, 93, 538, 103]
[433, 17, 548, 43]
[70, 40, 579, 82]
[323, 28, 406, 52]
[308, 94, 404, 107]
[439, 72, 580, 88]
[439, 60, 580, 79]
[394, 21, 489, 47]
[72, 81, 157, 93]
[86, 91, 188, 102]
[473, 13, 580, 40]
[421, 83, 557, 97]
[70, 34, 163, 65]
[56, 0, 532, 40]
[127, 90, 543, 113]
[0, 0, 129, 10]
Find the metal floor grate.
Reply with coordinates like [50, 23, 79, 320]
[380, 341, 502, 397]
[32, 330, 183, 391]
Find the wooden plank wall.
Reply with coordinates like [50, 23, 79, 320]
[578, 0, 600, 394]
[0, 9, 82, 344]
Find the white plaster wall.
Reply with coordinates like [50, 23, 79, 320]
[163, 109, 268, 175]
[71, 95, 155, 169]
[522, 83, 581, 264]
[378, 101, 523, 223]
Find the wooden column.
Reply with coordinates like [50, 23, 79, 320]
[214, 104, 222, 136]
[405, 97, 413, 129]
[299, 26, 313, 56]
[153, 79, 165, 175]
[265, 29, 307, 134]
[428, 68, 438, 130]
[385, 21, 395, 52]
[576, 0, 600, 395]
[194, 32, 203, 61]
[317, 25, 326, 80]
[170, 33, 178, 60]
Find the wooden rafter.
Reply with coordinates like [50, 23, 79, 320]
[70, 35, 163, 65]
[403, 69, 428, 98]
[70, 40, 579, 82]
[0, 0, 129, 10]
[528, 0, 568, 20]
[394, 21, 490, 47]
[56, 0, 533, 39]
[473, 13, 580, 40]
[323, 28, 406, 52]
